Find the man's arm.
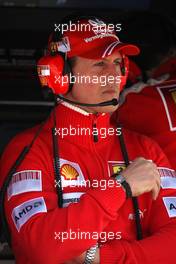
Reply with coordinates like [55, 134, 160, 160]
[99, 137, 176, 263]
[100, 214, 176, 264]
[65, 157, 166, 264]
[69, 137, 176, 264]
[0, 133, 126, 264]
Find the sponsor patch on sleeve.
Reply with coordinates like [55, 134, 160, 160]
[158, 167, 176, 189]
[163, 197, 176, 218]
[63, 192, 85, 208]
[7, 170, 42, 200]
[11, 197, 47, 232]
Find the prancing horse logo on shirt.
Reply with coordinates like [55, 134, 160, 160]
[107, 161, 126, 177]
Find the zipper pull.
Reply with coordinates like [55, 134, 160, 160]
[93, 119, 98, 142]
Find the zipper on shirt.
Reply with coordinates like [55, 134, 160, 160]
[93, 119, 98, 142]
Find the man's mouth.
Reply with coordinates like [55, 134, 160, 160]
[102, 90, 117, 95]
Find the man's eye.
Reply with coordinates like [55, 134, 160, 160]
[94, 61, 105, 66]
[114, 60, 121, 65]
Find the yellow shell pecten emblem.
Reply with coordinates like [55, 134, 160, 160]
[61, 164, 79, 180]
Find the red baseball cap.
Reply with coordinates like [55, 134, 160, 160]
[52, 18, 140, 59]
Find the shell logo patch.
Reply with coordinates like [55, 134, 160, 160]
[61, 164, 79, 180]
[60, 158, 86, 188]
[108, 161, 126, 177]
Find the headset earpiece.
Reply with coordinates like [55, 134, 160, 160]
[37, 53, 71, 95]
[37, 26, 73, 96]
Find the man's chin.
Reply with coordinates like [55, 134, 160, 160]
[89, 104, 119, 114]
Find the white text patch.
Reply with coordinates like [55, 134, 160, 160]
[158, 168, 176, 189]
[12, 197, 47, 231]
[163, 197, 176, 218]
[7, 170, 42, 200]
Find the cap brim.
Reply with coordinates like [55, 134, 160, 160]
[114, 43, 140, 56]
[78, 41, 140, 59]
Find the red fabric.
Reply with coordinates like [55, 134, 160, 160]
[0, 103, 176, 264]
[48, 19, 139, 59]
[118, 79, 176, 170]
[64, 19, 140, 59]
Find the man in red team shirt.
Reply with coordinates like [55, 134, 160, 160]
[0, 16, 176, 264]
[117, 12, 176, 170]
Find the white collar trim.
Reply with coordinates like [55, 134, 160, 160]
[61, 101, 90, 116]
